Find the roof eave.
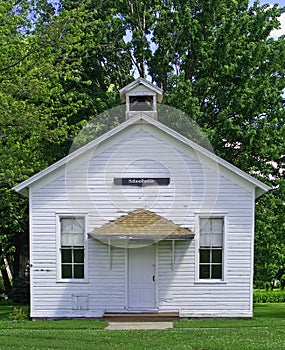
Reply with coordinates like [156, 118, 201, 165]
[119, 77, 163, 102]
[137, 115, 272, 197]
[89, 233, 195, 241]
[255, 185, 271, 199]
[13, 186, 29, 197]
[13, 113, 271, 198]
[12, 114, 147, 195]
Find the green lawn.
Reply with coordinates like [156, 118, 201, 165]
[0, 304, 284, 350]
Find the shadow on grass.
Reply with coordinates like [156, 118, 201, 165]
[254, 303, 285, 319]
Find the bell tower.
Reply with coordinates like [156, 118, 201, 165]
[119, 77, 163, 120]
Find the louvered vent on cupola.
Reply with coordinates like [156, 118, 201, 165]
[119, 77, 163, 120]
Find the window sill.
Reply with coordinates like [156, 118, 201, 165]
[194, 280, 227, 285]
[56, 279, 89, 284]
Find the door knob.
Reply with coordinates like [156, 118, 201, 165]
[153, 275, 155, 282]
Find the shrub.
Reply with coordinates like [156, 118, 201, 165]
[10, 276, 30, 305]
[8, 307, 29, 321]
[263, 281, 271, 291]
[253, 290, 285, 303]
[254, 280, 264, 289]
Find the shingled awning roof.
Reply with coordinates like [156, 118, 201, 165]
[89, 209, 194, 241]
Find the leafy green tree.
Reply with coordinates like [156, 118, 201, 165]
[255, 177, 285, 286]
[148, 0, 285, 284]
[0, 0, 131, 294]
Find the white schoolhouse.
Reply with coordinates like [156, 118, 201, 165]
[14, 78, 270, 319]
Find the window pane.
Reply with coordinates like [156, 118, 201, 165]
[200, 265, 210, 279]
[74, 265, 84, 278]
[200, 249, 210, 263]
[212, 249, 222, 263]
[212, 265, 222, 279]
[200, 219, 211, 234]
[61, 232, 84, 246]
[62, 249, 72, 263]
[62, 265, 72, 278]
[211, 219, 223, 233]
[61, 218, 84, 246]
[200, 233, 211, 247]
[74, 249, 84, 263]
[61, 218, 84, 233]
[212, 233, 222, 247]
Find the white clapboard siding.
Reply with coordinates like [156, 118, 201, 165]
[29, 126, 256, 318]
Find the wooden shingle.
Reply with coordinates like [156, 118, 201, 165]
[89, 209, 194, 240]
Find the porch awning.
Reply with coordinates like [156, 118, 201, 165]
[89, 209, 194, 241]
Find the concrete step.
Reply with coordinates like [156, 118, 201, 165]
[103, 312, 179, 322]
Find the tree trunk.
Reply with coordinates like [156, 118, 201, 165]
[0, 244, 11, 295]
[12, 233, 21, 281]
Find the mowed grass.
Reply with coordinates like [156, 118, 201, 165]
[0, 304, 284, 350]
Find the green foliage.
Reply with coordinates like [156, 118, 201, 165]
[0, 0, 131, 292]
[280, 275, 285, 290]
[10, 276, 30, 305]
[0, 276, 4, 294]
[0, 304, 29, 320]
[255, 183, 285, 285]
[8, 307, 29, 321]
[264, 281, 271, 291]
[253, 290, 285, 303]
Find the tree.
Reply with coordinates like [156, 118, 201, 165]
[147, 0, 285, 284]
[255, 177, 285, 286]
[0, 0, 131, 294]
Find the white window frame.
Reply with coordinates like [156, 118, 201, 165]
[195, 213, 227, 284]
[56, 214, 88, 283]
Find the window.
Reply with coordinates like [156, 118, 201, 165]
[199, 218, 224, 280]
[60, 218, 85, 279]
[129, 96, 153, 111]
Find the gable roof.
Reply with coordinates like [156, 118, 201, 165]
[13, 113, 271, 198]
[119, 77, 163, 102]
[89, 209, 194, 241]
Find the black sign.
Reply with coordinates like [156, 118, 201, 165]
[114, 178, 170, 187]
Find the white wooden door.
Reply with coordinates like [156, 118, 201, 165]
[128, 245, 156, 309]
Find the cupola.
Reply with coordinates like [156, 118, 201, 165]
[119, 77, 163, 120]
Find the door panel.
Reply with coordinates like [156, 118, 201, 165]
[128, 245, 156, 309]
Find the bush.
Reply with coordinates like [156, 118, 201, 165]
[10, 276, 30, 305]
[8, 307, 29, 321]
[263, 281, 271, 291]
[253, 290, 285, 303]
[254, 280, 264, 289]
